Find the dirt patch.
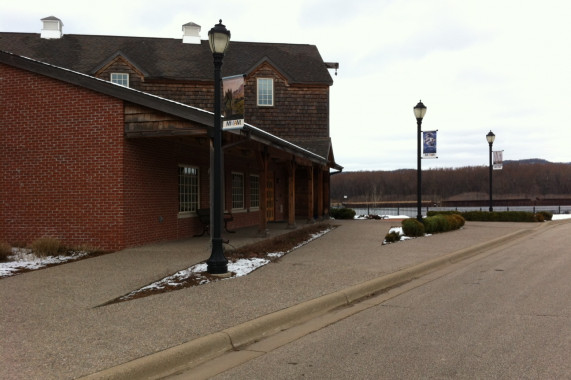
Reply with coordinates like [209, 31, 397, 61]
[99, 222, 335, 306]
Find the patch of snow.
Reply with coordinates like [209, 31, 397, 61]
[113, 227, 334, 301]
[0, 248, 88, 278]
[355, 214, 410, 220]
[230, 258, 270, 277]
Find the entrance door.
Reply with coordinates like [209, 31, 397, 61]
[266, 172, 275, 221]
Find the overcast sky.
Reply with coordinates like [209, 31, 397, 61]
[2, 0, 570, 171]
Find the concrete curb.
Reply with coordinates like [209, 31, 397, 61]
[79, 228, 532, 380]
[80, 333, 233, 380]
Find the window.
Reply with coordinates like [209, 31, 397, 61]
[257, 78, 273, 106]
[250, 174, 260, 209]
[111, 73, 129, 87]
[232, 172, 244, 210]
[179, 166, 199, 214]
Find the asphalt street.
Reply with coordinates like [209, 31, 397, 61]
[208, 220, 571, 379]
[1, 219, 568, 379]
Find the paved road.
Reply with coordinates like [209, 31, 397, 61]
[203, 221, 571, 379]
[1, 219, 566, 379]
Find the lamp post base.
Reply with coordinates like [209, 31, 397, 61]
[207, 237, 228, 274]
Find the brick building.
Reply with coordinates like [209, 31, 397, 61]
[0, 18, 341, 250]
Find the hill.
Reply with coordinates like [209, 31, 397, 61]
[331, 160, 571, 205]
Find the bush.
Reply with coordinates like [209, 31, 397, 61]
[461, 211, 538, 222]
[30, 237, 63, 257]
[537, 211, 553, 221]
[423, 214, 465, 234]
[329, 208, 356, 220]
[402, 218, 425, 237]
[435, 214, 451, 232]
[451, 214, 466, 228]
[0, 242, 11, 262]
[427, 210, 462, 217]
[384, 231, 401, 244]
[422, 217, 438, 234]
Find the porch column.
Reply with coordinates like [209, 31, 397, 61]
[307, 166, 314, 223]
[258, 149, 269, 236]
[317, 168, 324, 220]
[288, 159, 296, 228]
[323, 171, 330, 217]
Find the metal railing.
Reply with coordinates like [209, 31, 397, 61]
[349, 205, 571, 219]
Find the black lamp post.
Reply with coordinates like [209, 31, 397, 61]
[207, 20, 231, 274]
[486, 130, 495, 212]
[414, 100, 427, 222]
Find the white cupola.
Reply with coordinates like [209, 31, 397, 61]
[41, 16, 63, 39]
[182, 22, 201, 44]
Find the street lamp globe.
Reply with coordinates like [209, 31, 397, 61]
[414, 100, 427, 120]
[208, 20, 231, 54]
[486, 130, 496, 145]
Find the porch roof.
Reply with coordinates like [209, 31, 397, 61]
[0, 50, 342, 171]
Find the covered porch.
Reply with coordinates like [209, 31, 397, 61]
[123, 102, 342, 240]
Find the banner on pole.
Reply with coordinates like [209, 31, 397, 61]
[493, 150, 503, 170]
[423, 130, 438, 158]
[222, 75, 245, 129]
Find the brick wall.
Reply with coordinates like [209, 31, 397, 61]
[0, 64, 264, 250]
[121, 137, 212, 247]
[1, 63, 126, 250]
[1, 62, 327, 251]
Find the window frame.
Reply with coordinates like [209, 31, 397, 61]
[249, 174, 260, 210]
[178, 165, 200, 217]
[231, 172, 245, 211]
[257, 78, 274, 106]
[110, 72, 129, 87]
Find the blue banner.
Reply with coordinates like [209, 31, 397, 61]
[423, 131, 437, 158]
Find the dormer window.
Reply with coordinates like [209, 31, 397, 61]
[111, 73, 129, 87]
[257, 78, 274, 106]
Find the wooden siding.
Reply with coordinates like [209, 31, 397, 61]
[124, 103, 207, 137]
[95, 56, 145, 89]
[98, 61, 330, 141]
[244, 63, 330, 140]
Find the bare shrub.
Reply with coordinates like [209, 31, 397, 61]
[0, 242, 11, 262]
[30, 237, 62, 257]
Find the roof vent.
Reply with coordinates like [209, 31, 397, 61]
[41, 16, 63, 39]
[182, 22, 201, 44]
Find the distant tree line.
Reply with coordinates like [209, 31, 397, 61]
[330, 161, 571, 204]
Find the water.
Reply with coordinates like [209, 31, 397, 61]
[351, 205, 571, 218]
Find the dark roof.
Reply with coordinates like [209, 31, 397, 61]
[289, 137, 343, 171]
[0, 50, 337, 168]
[0, 32, 333, 85]
[0, 50, 212, 125]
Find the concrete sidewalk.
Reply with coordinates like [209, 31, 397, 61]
[0, 219, 555, 380]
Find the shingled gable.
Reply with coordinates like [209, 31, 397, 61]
[0, 33, 333, 85]
[91, 50, 149, 77]
[244, 56, 293, 84]
[0, 49, 334, 167]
